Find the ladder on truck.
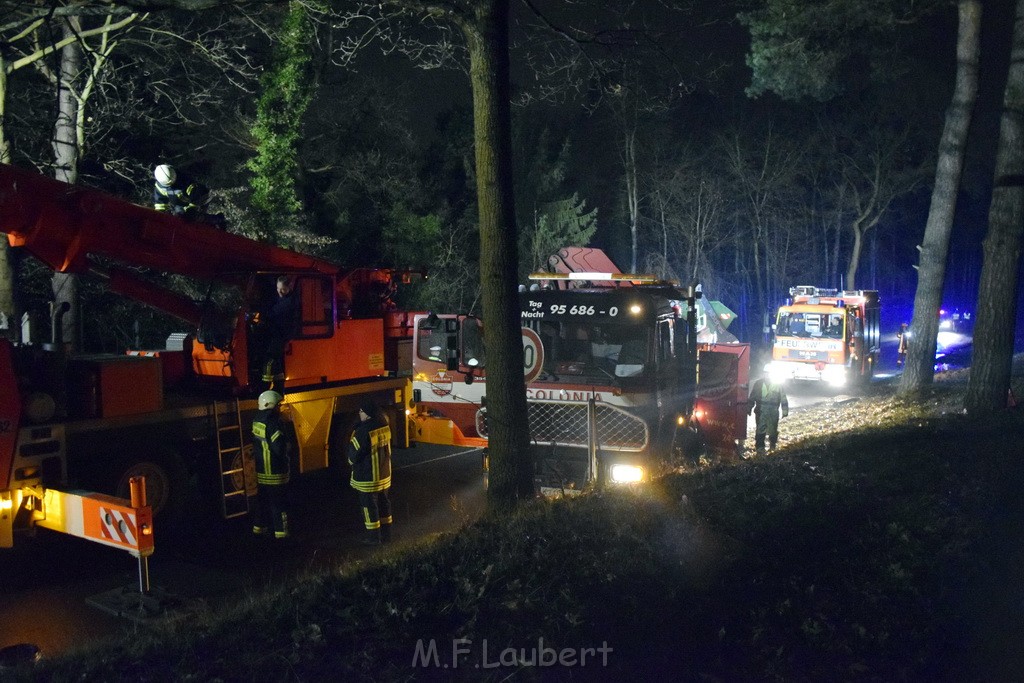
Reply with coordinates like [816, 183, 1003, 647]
[214, 399, 254, 519]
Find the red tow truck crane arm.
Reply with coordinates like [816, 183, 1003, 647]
[0, 162, 417, 393]
[0, 162, 338, 283]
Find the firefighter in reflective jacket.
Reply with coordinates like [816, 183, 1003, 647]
[346, 401, 393, 545]
[748, 374, 789, 454]
[152, 163, 226, 228]
[251, 390, 292, 539]
[152, 164, 198, 216]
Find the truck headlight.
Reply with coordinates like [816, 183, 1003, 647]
[766, 362, 788, 385]
[823, 365, 847, 387]
[610, 464, 644, 484]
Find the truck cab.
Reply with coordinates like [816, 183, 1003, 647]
[409, 277, 750, 494]
[767, 286, 880, 387]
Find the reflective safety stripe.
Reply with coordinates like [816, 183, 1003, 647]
[350, 423, 391, 491]
[252, 420, 288, 482]
[99, 506, 138, 547]
[350, 476, 391, 492]
[369, 426, 389, 482]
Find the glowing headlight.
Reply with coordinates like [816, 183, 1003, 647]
[822, 365, 847, 386]
[766, 363, 788, 385]
[610, 464, 644, 484]
[939, 319, 953, 330]
[629, 304, 643, 315]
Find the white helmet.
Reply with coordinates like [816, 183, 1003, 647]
[154, 164, 176, 185]
[258, 390, 283, 410]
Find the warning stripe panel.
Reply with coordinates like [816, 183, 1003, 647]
[83, 497, 140, 551]
[98, 507, 138, 547]
[35, 489, 154, 556]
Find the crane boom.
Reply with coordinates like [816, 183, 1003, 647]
[0, 162, 416, 393]
[0, 162, 338, 282]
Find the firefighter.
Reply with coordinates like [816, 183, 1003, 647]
[346, 401, 393, 546]
[896, 323, 909, 366]
[748, 373, 789, 454]
[152, 164, 196, 216]
[152, 164, 227, 228]
[251, 390, 293, 539]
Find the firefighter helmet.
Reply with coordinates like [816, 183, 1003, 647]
[154, 164, 176, 185]
[258, 390, 283, 410]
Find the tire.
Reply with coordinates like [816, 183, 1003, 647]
[671, 424, 706, 469]
[856, 357, 875, 390]
[111, 445, 189, 526]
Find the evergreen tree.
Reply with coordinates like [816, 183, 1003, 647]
[247, 4, 314, 240]
[524, 193, 598, 279]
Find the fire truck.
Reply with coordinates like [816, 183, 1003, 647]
[409, 247, 750, 493]
[765, 285, 881, 387]
[0, 163, 418, 549]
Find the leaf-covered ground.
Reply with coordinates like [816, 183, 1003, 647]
[11, 363, 1024, 682]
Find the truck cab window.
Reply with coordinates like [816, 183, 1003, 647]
[777, 313, 806, 337]
[805, 313, 823, 336]
[417, 318, 454, 363]
[590, 325, 622, 370]
[615, 335, 647, 377]
[296, 276, 332, 339]
[824, 314, 844, 340]
[530, 321, 649, 384]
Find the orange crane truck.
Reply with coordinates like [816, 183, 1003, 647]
[0, 163, 417, 548]
[765, 285, 881, 387]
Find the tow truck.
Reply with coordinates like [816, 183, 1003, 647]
[0, 162, 419, 549]
[409, 247, 750, 492]
[766, 285, 881, 387]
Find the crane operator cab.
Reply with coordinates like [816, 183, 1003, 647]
[242, 274, 309, 391]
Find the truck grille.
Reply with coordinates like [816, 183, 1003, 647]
[477, 400, 648, 452]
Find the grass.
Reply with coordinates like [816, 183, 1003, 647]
[10, 368, 1024, 682]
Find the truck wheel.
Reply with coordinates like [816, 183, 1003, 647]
[671, 425, 706, 470]
[111, 446, 189, 525]
[856, 357, 875, 390]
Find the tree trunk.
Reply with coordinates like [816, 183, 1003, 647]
[0, 54, 17, 339]
[964, 0, 1024, 414]
[900, 0, 981, 394]
[51, 22, 82, 349]
[463, 0, 533, 509]
[624, 127, 639, 272]
[846, 221, 864, 290]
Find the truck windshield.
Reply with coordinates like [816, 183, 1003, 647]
[777, 312, 844, 339]
[535, 321, 649, 383]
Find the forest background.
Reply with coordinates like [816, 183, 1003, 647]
[0, 0, 1015, 354]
